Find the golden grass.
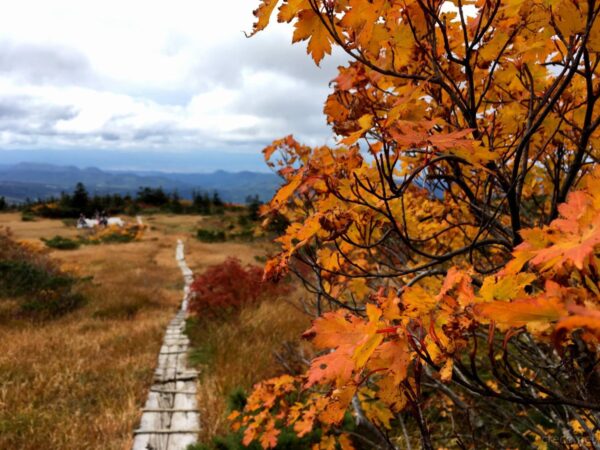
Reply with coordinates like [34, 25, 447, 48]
[148, 212, 272, 269]
[145, 213, 205, 236]
[0, 212, 81, 240]
[0, 223, 183, 449]
[189, 294, 311, 442]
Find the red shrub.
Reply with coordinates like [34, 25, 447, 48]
[189, 258, 290, 317]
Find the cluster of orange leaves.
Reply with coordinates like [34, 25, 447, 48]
[234, 162, 600, 450]
[235, 0, 600, 446]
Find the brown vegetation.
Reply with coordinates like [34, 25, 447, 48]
[0, 216, 182, 449]
[0, 211, 305, 449]
[188, 296, 310, 442]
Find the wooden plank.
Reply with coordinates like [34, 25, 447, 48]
[131, 240, 200, 450]
[134, 429, 201, 434]
[142, 408, 199, 413]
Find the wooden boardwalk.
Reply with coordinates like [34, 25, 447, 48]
[132, 240, 199, 450]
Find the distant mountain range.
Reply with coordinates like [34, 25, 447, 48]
[0, 162, 282, 204]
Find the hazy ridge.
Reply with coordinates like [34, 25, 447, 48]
[0, 162, 281, 203]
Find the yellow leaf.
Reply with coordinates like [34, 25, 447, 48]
[349, 278, 370, 300]
[341, 114, 373, 145]
[352, 304, 383, 367]
[292, 9, 333, 65]
[439, 358, 453, 382]
[272, 171, 303, 205]
[555, 0, 586, 37]
[475, 281, 568, 332]
[250, 0, 280, 36]
[478, 31, 509, 61]
[338, 434, 356, 450]
[352, 332, 384, 368]
[278, 0, 309, 22]
[479, 273, 536, 302]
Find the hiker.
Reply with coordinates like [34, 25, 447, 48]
[100, 210, 108, 226]
[77, 213, 87, 228]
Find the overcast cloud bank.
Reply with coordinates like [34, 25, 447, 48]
[0, 0, 344, 169]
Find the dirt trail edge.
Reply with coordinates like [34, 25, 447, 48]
[132, 239, 200, 450]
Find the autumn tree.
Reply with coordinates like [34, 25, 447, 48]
[233, 0, 600, 448]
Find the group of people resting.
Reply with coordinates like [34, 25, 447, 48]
[77, 210, 109, 228]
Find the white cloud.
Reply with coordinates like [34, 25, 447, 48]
[0, 0, 343, 164]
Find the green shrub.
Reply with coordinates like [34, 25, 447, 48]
[21, 212, 36, 222]
[227, 388, 248, 412]
[196, 228, 226, 243]
[42, 236, 80, 250]
[188, 343, 216, 366]
[0, 230, 85, 319]
[97, 232, 135, 244]
[0, 260, 73, 296]
[20, 290, 85, 319]
[0, 260, 84, 319]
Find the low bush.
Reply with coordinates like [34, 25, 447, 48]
[42, 236, 80, 250]
[0, 229, 84, 319]
[188, 340, 217, 366]
[96, 232, 135, 244]
[21, 212, 35, 222]
[0, 260, 74, 297]
[189, 258, 289, 318]
[196, 228, 226, 243]
[86, 224, 145, 245]
[19, 287, 84, 319]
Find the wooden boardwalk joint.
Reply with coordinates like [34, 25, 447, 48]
[132, 240, 199, 450]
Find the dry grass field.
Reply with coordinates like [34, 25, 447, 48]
[0, 212, 82, 240]
[0, 212, 308, 449]
[0, 213, 183, 449]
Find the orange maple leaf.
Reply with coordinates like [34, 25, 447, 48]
[292, 9, 333, 65]
[250, 0, 280, 36]
[305, 306, 384, 387]
[259, 419, 280, 449]
[555, 304, 600, 343]
[475, 281, 568, 331]
[306, 350, 355, 388]
[513, 184, 600, 274]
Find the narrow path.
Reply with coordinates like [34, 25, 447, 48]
[132, 240, 199, 450]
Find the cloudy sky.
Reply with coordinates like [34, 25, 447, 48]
[0, 0, 344, 171]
